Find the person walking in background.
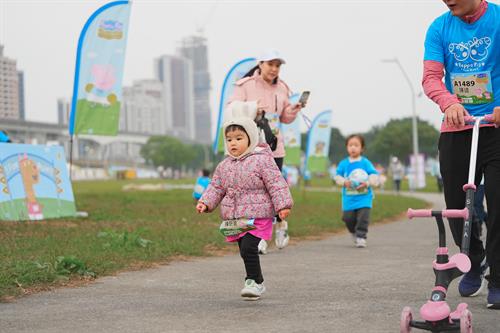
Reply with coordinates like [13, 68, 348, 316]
[227, 49, 304, 253]
[431, 157, 444, 192]
[389, 156, 404, 193]
[196, 107, 293, 300]
[193, 169, 211, 202]
[334, 134, 379, 248]
[423, 0, 500, 309]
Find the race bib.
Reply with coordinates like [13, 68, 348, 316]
[451, 71, 494, 105]
[219, 218, 256, 237]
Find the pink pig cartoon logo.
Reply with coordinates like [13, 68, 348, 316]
[474, 87, 484, 98]
[85, 64, 118, 106]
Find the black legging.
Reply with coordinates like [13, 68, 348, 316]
[238, 233, 263, 284]
[439, 127, 500, 288]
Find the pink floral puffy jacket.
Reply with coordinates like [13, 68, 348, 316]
[200, 144, 293, 220]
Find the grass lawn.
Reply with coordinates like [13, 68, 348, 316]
[0, 179, 428, 300]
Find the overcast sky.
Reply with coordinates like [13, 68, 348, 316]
[1, 0, 498, 137]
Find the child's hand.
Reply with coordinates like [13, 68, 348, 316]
[344, 180, 352, 188]
[196, 202, 208, 213]
[356, 182, 368, 191]
[279, 208, 290, 220]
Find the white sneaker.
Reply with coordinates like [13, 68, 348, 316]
[355, 237, 367, 248]
[275, 220, 289, 249]
[350, 233, 356, 244]
[258, 239, 268, 255]
[241, 279, 266, 300]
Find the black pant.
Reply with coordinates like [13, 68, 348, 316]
[439, 127, 500, 288]
[342, 207, 371, 239]
[238, 233, 263, 284]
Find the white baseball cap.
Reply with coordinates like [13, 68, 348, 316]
[258, 49, 286, 64]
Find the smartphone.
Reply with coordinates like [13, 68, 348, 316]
[299, 91, 310, 105]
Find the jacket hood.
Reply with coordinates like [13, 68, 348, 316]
[223, 101, 260, 159]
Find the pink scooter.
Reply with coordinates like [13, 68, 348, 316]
[400, 115, 494, 333]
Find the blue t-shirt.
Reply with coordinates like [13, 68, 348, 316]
[336, 156, 378, 211]
[193, 176, 210, 200]
[424, 3, 500, 116]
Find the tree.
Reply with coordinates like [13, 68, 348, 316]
[140, 136, 200, 170]
[364, 117, 439, 165]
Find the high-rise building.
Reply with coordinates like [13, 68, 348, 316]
[57, 98, 70, 126]
[177, 35, 212, 143]
[120, 79, 165, 134]
[0, 44, 21, 119]
[18, 71, 25, 120]
[154, 55, 195, 141]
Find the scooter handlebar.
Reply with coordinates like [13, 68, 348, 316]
[464, 114, 496, 126]
[407, 208, 432, 219]
[442, 208, 469, 220]
[407, 208, 469, 220]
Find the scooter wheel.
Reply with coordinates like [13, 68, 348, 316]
[400, 306, 412, 333]
[460, 309, 472, 333]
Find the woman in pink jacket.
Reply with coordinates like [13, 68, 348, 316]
[227, 50, 303, 252]
[196, 114, 293, 300]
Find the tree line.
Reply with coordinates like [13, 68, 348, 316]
[141, 117, 440, 171]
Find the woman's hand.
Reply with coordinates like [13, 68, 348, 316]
[344, 180, 352, 188]
[292, 103, 303, 112]
[444, 103, 470, 128]
[279, 208, 290, 220]
[492, 107, 500, 127]
[196, 202, 208, 213]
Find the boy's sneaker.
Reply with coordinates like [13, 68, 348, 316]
[240, 279, 266, 300]
[275, 220, 289, 249]
[258, 239, 268, 255]
[355, 237, 367, 248]
[458, 261, 488, 297]
[487, 287, 500, 309]
[350, 233, 356, 244]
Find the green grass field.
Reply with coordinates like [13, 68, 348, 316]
[0, 179, 428, 300]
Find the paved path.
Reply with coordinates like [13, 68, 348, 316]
[0, 193, 496, 332]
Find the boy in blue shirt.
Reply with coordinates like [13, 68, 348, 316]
[193, 169, 211, 202]
[335, 134, 379, 248]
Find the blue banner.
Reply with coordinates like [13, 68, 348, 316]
[0, 144, 76, 221]
[304, 110, 332, 173]
[213, 58, 257, 153]
[69, 1, 132, 136]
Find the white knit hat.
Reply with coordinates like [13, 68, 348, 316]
[223, 101, 260, 158]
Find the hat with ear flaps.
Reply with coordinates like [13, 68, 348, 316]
[223, 101, 260, 159]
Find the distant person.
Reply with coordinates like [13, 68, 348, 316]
[389, 157, 404, 193]
[328, 163, 337, 186]
[423, 0, 500, 309]
[0, 130, 12, 143]
[192, 169, 211, 202]
[303, 168, 312, 187]
[227, 49, 304, 253]
[431, 158, 443, 192]
[196, 110, 293, 300]
[334, 134, 379, 248]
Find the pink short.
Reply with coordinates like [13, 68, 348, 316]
[225, 218, 274, 242]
